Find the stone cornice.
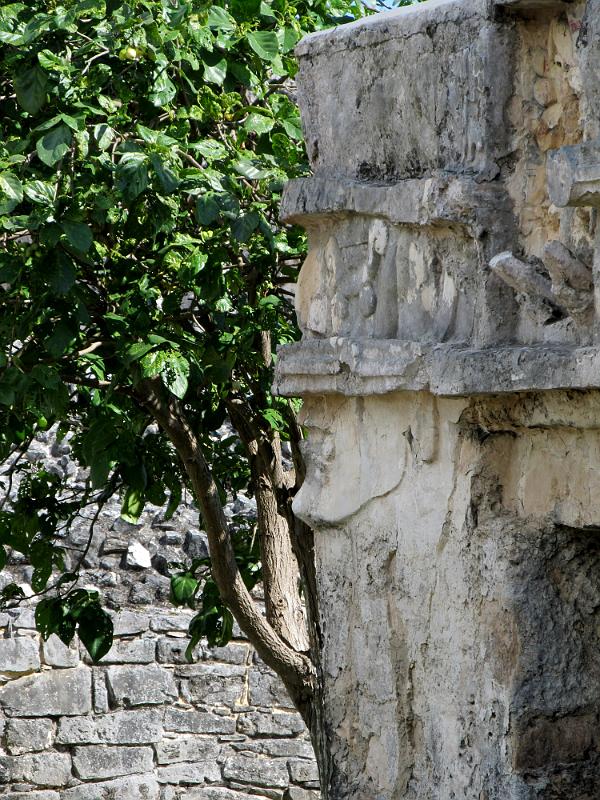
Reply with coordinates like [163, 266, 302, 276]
[275, 338, 600, 397]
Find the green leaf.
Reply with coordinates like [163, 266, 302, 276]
[233, 158, 270, 180]
[150, 69, 177, 107]
[125, 342, 155, 363]
[61, 221, 93, 252]
[244, 112, 274, 136]
[78, 603, 114, 662]
[24, 180, 55, 205]
[203, 58, 227, 86]
[207, 6, 235, 32]
[231, 210, 259, 242]
[31, 563, 52, 593]
[38, 49, 68, 70]
[47, 253, 76, 295]
[161, 352, 189, 399]
[121, 486, 144, 524]
[15, 65, 48, 114]
[0, 172, 23, 214]
[35, 597, 63, 641]
[279, 27, 300, 53]
[171, 572, 199, 608]
[93, 123, 115, 151]
[246, 30, 279, 61]
[150, 154, 179, 194]
[195, 193, 220, 225]
[282, 116, 303, 140]
[36, 125, 72, 167]
[116, 152, 148, 202]
[191, 139, 227, 160]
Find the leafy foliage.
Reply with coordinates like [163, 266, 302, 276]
[170, 525, 260, 658]
[0, 0, 367, 660]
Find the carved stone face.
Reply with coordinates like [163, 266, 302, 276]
[293, 394, 414, 527]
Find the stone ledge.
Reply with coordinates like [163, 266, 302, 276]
[280, 174, 508, 230]
[274, 338, 600, 397]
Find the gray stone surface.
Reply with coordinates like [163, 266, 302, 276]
[61, 775, 160, 800]
[57, 709, 163, 745]
[72, 744, 154, 780]
[106, 664, 177, 706]
[0, 667, 92, 716]
[272, 0, 600, 797]
[5, 718, 53, 754]
[0, 637, 40, 674]
[42, 634, 79, 668]
[164, 707, 236, 735]
[222, 754, 290, 788]
[155, 734, 219, 764]
[0, 752, 72, 786]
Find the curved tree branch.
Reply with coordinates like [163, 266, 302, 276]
[136, 379, 315, 713]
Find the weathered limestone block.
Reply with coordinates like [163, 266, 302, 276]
[5, 718, 53, 754]
[2, 793, 59, 800]
[155, 759, 222, 784]
[155, 734, 219, 764]
[72, 744, 154, 780]
[222, 753, 291, 789]
[0, 637, 40, 674]
[163, 707, 236, 735]
[0, 667, 91, 716]
[275, 0, 600, 797]
[237, 710, 307, 738]
[176, 663, 247, 708]
[0, 751, 72, 786]
[42, 634, 79, 668]
[61, 774, 160, 800]
[106, 664, 177, 706]
[57, 708, 163, 745]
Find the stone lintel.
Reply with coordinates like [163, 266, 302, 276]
[547, 140, 600, 208]
[274, 338, 600, 398]
[280, 174, 506, 231]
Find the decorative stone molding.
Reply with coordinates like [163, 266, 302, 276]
[275, 0, 600, 797]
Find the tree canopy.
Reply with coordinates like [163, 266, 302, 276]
[0, 0, 370, 674]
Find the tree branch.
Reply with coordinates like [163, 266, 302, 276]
[136, 379, 315, 711]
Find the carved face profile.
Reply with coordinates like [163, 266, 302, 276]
[293, 394, 409, 527]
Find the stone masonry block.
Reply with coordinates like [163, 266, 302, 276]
[91, 637, 155, 665]
[61, 775, 159, 800]
[155, 734, 219, 764]
[248, 668, 294, 709]
[106, 664, 177, 706]
[163, 707, 236, 735]
[237, 710, 306, 738]
[222, 754, 290, 789]
[0, 637, 40, 674]
[42, 634, 79, 668]
[0, 667, 92, 716]
[156, 760, 222, 784]
[111, 611, 150, 636]
[57, 708, 163, 745]
[0, 751, 72, 786]
[5, 717, 53, 754]
[288, 759, 320, 785]
[176, 663, 246, 708]
[72, 744, 154, 780]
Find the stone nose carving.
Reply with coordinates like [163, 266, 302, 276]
[489, 245, 593, 327]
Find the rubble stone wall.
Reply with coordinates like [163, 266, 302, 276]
[0, 430, 317, 800]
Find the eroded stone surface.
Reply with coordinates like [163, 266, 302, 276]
[275, 0, 600, 797]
